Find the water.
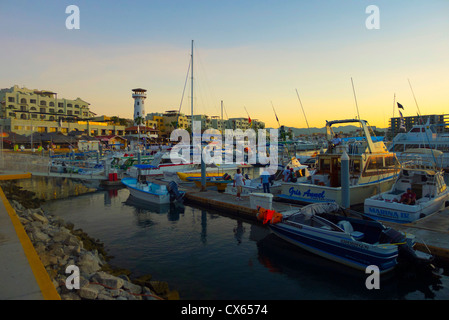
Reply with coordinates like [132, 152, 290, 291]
[37, 185, 449, 300]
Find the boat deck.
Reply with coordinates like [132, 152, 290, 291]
[154, 175, 449, 263]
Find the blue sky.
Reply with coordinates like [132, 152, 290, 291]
[1, 1, 448, 128]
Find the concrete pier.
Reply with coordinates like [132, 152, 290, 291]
[178, 180, 449, 263]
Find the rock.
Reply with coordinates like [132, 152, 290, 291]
[91, 271, 124, 290]
[32, 229, 50, 243]
[39, 252, 59, 267]
[60, 292, 82, 300]
[31, 212, 49, 224]
[78, 252, 102, 274]
[97, 293, 115, 300]
[52, 230, 71, 243]
[79, 284, 102, 300]
[122, 280, 142, 295]
[150, 281, 169, 296]
[165, 290, 180, 300]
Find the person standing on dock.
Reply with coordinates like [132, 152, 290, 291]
[261, 169, 270, 193]
[233, 169, 245, 200]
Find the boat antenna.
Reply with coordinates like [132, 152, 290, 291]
[243, 106, 253, 128]
[408, 78, 422, 116]
[271, 101, 281, 128]
[391, 93, 396, 146]
[295, 88, 311, 137]
[351, 77, 361, 121]
[408, 79, 439, 167]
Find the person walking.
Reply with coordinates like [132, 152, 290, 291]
[261, 169, 270, 193]
[233, 169, 245, 200]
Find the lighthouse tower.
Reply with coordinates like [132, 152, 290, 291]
[132, 88, 147, 126]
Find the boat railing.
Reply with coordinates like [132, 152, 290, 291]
[400, 156, 441, 171]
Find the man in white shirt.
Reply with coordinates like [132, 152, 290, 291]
[233, 169, 245, 200]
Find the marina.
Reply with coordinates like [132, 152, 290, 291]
[1, 1, 449, 305]
[6, 174, 447, 300]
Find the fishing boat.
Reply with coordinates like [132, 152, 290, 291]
[364, 162, 449, 223]
[278, 119, 400, 206]
[122, 167, 184, 206]
[186, 174, 233, 192]
[389, 118, 449, 170]
[127, 152, 197, 177]
[263, 202, 434, 273]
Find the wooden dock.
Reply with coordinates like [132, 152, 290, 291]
[179, 183, 449, 263]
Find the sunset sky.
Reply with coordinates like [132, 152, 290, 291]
[1, 1, 448, 129]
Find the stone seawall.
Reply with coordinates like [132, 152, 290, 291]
[3, 182, 179, 300]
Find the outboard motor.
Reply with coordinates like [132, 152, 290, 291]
[167, 181, 184, 203]
[379, 228, 435, 273]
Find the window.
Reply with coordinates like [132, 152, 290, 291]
[30, 107, 36, 111]
[8, 97, 14, 102]
[20, 98, 27, 104]
[58, 103, 63, 108]
[49, 109, 55, 113]
[75, 105, 79, 108]
[67, 104, 72, 108]
[40, 108, 46, 113]
[31, 114, 37, 119]
[40, 101, 46, 106]
[58, 109, 64, 114]
[366, 156, 385, 171]
[49, 102, 54, 107]
[20, 114, 27, 119]
[30, 99, 37, 104]
[320, 159, 331, 171]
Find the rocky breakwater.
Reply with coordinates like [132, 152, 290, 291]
[8, 196, 179, 300]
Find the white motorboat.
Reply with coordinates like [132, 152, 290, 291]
[389, 119, 449, 170]
[278, 119, 400, 206]
[364, 162, 449, 223]
[122, 177, 184, 205]
[127, 152, 197, 177]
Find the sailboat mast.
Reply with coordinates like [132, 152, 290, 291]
[191, 40, 194, 121]
[295, 88, 311, 137]
[351, 77, 361, 120]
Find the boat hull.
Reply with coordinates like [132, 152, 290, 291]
[122, 178, 171, 204]
[269, 222, 398, 273]
[364, 191, 449, 223]
[279, 177, 396, 206]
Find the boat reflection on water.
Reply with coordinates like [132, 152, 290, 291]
[124, 194, 185, 224]
[256, 233, 446, 299]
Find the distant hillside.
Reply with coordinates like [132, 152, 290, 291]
[268, 125, 387, 136]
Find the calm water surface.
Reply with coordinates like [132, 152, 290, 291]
[42, 187, 449, 300]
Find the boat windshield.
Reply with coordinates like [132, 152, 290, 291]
[287, 213, 342, 232]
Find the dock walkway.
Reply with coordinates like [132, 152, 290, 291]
[0, 174, 60, 300]
[179, 182, 449, 263]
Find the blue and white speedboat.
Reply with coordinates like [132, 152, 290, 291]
[267, 203, 433, 273]
[122, 166, 184, 205]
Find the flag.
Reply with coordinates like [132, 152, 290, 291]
[397, 102, 404, 109]
[248, 116, 251, 124]
[399, 110, 405, 131]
